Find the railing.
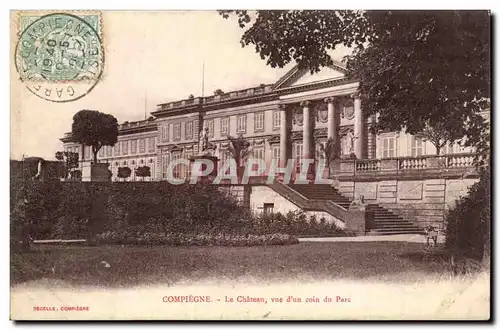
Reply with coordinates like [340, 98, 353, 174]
[155, 85, 274, 111]
[399, 157, 427, 170]
[339, 153, 478, 176]
[447, 154, 476, 168]
[269, 181, 347, 222]
[356, 159, 381, 172]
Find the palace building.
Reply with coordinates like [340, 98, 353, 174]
[61, 61, 472, 181]
[60, 61, 482, 235]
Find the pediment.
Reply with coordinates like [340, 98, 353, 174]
[314, 128, 327, 139]
[291, 131, 303, 141]
[267, 135, 281, 145]
[170, 145, 183, 153]
[274, 61, 349, 90]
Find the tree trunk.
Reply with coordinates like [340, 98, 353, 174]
[93, 148, 98, 165]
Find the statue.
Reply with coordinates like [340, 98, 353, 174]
[198, 126, 209, 154]
[34, 160, 42, 180]
[346, 131, 356, 154]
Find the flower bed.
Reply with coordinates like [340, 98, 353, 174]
[95, 230, 299, 246]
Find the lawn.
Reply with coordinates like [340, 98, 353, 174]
[11, 241, 453, 288]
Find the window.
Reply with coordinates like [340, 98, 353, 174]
[148, 137, 156, 153]
[316, 141, 326, 160]
[84, 146, 91, 159]
[237, 115, 247, 134]
[380, 136, 396, 158]
[98, 147, 104, 157]
[139, 139, 145, 153]
[263, 203, 274, 215]
[253, 147, 265, 161]
[220, 117, 229, 136]
[122, 141, 129, 155]
[292, 143, 304, 173]
[184, 150, 193, 179]
[161, 124, 169, 142]
[150, 160, 155, 181]
[106, 146, 112, 157]
[131, 140, 137, 154]
[254, 112, 264, 132]
[441, 143, 460, 155]
[114, 143, 120, 156]
[171, 152, 182, 179]
[206, 119, 214, 137]
[272, 146, 280, 165]
[220, 150, 231, 166]
[161, 154, 170, 180]
[173, 123, 181, 141]
[185, 121, 193, 140]
[410, 136, 424, 156]
[272, 110, 281, 130]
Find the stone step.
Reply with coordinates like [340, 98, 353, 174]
[367, 230, 425, 236]
[371, 223, 419, 228]
[370, 226, 423, 233]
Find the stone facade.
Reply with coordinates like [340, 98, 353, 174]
[60, 119, 158, 181]
[61, 62, 477, 183]
[337, 154, 480, 229]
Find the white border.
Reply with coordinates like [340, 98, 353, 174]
[3, 2, 498, 329]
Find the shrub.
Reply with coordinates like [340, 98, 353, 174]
[445, 166, 490, 262]
[95, 229, 299, 246]
[10, 181, 252, 239]
[253, 211, 347, 237]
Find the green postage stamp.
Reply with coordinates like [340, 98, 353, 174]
[14, 11, 104, 102]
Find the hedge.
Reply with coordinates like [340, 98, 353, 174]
[10, 181, 347, 246]
[95, 230, 299, 246]
[444, 166, 490, 262]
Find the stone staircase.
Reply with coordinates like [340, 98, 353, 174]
[287, 184, 425, 235]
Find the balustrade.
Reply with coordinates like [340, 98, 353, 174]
[355, 160, 381, 172]
[399, 157, 428, 170]
[339, 153, 478, 177]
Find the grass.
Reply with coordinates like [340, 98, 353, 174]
[10, 241, 462, 288]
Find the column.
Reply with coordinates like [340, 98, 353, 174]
[353, 97, 365, 159]
[279, 104, 288, 167]
[301, 100, 311, 159]
[325, 97, 337, 145]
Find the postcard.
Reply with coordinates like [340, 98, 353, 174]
[10, 10, 491, 321]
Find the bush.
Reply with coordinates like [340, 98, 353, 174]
[10, 181, 252, 239]
[95, 229, 299, 246]
[253, 211, 347, 237]
[445, 166, 490, 262]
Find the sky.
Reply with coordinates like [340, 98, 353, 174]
[10, 11, 350, 160]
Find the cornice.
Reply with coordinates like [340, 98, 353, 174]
[276, 77, 358, 96]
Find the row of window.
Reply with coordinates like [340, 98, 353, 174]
[161, 150, 195, 179]
[109, 161, 156, 181]
[378, 136, 466, 158]
[95, 137, 156, 158]
[159, 111, 283, 142]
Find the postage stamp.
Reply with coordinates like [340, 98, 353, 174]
[14, 11, 104, 102]
[9, 10, 491, 321]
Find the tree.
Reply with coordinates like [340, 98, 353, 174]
[55, 151, 79, 179]
[71, 110, 119, 165]
[117, 167, 132, 181]
[220, 10, 490, 154]
[417, 121, 456, 155]
[228, 134, 252, 167]
[317, 137, 340, 177]
[135, 166, 151, 181]
[70, 170, 82, 181]
[227, 134, 252, 180]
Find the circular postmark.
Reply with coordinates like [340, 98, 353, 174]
[15, 12, 104, 102]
